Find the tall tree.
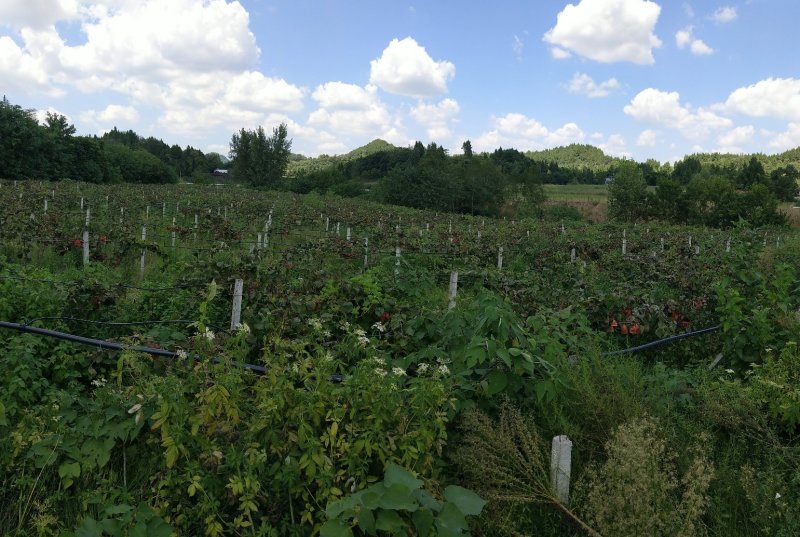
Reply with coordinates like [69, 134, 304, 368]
[461, 139, 473, 158]
[608, 160, 649, 222]
[229, 123, 291, 187]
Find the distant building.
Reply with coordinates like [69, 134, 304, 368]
[212, 169, 229, 177]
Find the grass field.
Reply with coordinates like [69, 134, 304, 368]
[543, 183, 608, 202]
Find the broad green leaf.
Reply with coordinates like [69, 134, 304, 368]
[320, 519, 354, 537]
[444, 486, 487, 516]
[378, 484, 418, 511]
[435, 502, 468, 535]
[74, 517, 103, 537]
[485, 370, 508, 395]
[384, 464, 423, 491]
[412, 509, 434, 536]
[375, 509, 404, 532]
[356, 507, 376, 535]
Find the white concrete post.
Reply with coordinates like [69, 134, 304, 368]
[230, 279, 244, 330]
[550, 435, 572, 505]
[395, 246, 400, 276]
[497, 246, 504, 270]
[363, 237, 369, 268]
[82, 230, 89, 266]
[448, 271, 458, 310]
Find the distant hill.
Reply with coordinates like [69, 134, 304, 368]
[524, 144, 621, 171]
[288, 139, 398, 175]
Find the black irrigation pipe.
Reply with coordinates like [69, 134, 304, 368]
[22, 316, 230, 335]
[0, 321, 266, 374]
[600, 324, 721, 356]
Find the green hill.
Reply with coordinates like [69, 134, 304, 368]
[288, 139, 398, 176]
[524, 144, 621, 171]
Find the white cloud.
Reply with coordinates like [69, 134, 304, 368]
[719, 78, 800, 121]
[567, 72, 621, 98]
[712, 6, 737, 23]
[57, 0, 259, 81]
[0, 34, 58, 95]
[624, 88, 732, 141]
[768, 123, 800, 151]
[312, 82, 379, 110]
[224, 72, 305, 113]
[473, 113, 585, 152]
[34, 106, 72, 125]
[543, 0, 662, 65]
[716, 125, 754, 153]
[598, 133, 631, 158]
[0, 0, 79, 29]
[369, 37, 455, 97]
[675, 26, 713, 55]
[308, 82, 394, 138]
[410, 98, 460, 141]
[80, 104, 139, 127]
[636, 129, 658, 146]
[550, 47, 572, 60]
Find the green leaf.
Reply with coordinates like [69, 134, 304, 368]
[443, 486, 486, 516]
[435, 503, 468, 536]
[379, 484, 418, 511]
[0, 401, 7, 426]
[384, 464, 423, 491]
[320, 519, 354, 537]
[485, 370, 508, 395]
[356, 507, 376, 535]
[74, 517, 103, 537]
[412, 509, 434, 536]
[375, 509, 405, 532]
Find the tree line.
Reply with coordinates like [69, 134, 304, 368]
[0, 97, 223, 184]
[608, 157, 796, 228]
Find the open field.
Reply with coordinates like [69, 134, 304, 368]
[1, 180, 799, 537]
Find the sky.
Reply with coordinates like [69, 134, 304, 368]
[1, 0, 799, 163]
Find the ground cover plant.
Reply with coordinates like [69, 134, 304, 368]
[0, 180, 799, 536]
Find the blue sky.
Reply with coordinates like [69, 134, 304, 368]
[2, 0, 799, 162]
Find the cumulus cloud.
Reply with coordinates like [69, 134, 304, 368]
[58, 0, 259, 80]
[712, 6, 737, 23]
[636, 129, 658, 146]
[308, 82, 394, 138]
[0, 0, 79, 29]
[718, 78, 800, 121]
[410, 98, 460, 141]
[567, 72, 621, 98]
[598, 133, 631, 158]
[624, 88, 732, 141]
[473, 113, 585, 152]
[675, 26, 713, 55]
[543, 0, 662, 64]
[0, 34, 58, 95]
[369, 37, 455, 97]
[81, 103, 139, 125]
[767, 123, 800, 151]
[716, 125, 754, 153]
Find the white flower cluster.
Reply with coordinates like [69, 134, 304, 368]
[372, 321, 386, 333]
[91, 377, 107, 388]
[307, 317, 323, 331]
[374, 368, 388, 377]
[392, 367, 406, 376]
[417, 363, 430, 374]
[176, 349, 188, 360]
[237, 322, 250, 334]
[203, 327, 215, 341]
